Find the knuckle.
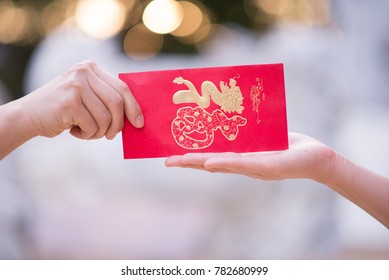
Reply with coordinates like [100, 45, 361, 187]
[60, 108, 77, 127]
[66, 60, 97, 79]
[93, 111, 112, 139]
[108, 92, 124, 108]
[117, 79, 130, 94]
[60, 113, 74, 127]
[63, 72, 87, 94]
[60, 90, 80, 110]
[62, 70, 89, 94]
[82, 60, 97, 68]
[101, 110, 113, 125]
[66, 79, 84, 93]
[56, 93, 81, 126]
[92, 123, 99, 134]
[86, 124, 99, 139]
[69, 63, 89, 75]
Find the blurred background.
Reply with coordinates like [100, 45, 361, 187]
[1, 0, 388, 259]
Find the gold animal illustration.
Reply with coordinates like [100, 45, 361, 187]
[172, 76, 244, 113]
[171, 106, 247, 149]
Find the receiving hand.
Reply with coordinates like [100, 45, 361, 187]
[165, 133, 336, 182]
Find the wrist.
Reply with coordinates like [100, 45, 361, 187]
[309, 144, 339, 185]
[314, 148, 353, 193]
[0, 98, 40, 159]
[9, 98, 41, 139]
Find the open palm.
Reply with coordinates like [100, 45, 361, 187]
[165, 133, 336, 181]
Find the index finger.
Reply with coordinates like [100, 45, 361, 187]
[89, 62, 144, 128]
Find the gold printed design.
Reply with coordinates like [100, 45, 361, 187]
[250, 77, 265, 124]
[172, 76, 244, 113]
[171, 106, 247, 149]
[171, 75, 247, 150]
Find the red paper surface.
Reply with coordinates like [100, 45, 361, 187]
[120, 64, 288, 159]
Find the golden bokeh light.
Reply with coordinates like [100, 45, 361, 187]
[118, 0, 137, 13]
[41, 0, 77, 35]
[75, 0, 127, 39]
[0, 0, 333, 48]
[175, 3, 214, 45]
[142, 0, 184, 34]
[21, 7, 42, 44]
[255, 0, 331, 24]
[0, 1, 29, 44]
[171, 1, 203, 37]
[123, 23, 164, 60]
[41, 1, 66, 34]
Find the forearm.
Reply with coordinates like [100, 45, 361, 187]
[0, 98, 38, 160]
[318, 152, 389, 228]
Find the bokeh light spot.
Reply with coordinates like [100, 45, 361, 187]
[75, 0, 126, 39]
[179, 8, 214, 45]
[123, 24, 164, 60]
[0, 1, 29, 44]
[171, 1, 203, 37]
[256, 0, 331, 25]
[142, 0, 184, 34]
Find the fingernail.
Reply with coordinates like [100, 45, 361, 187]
[135, 114, 144, 128]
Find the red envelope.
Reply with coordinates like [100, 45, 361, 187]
[120, 64, 288, 159]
